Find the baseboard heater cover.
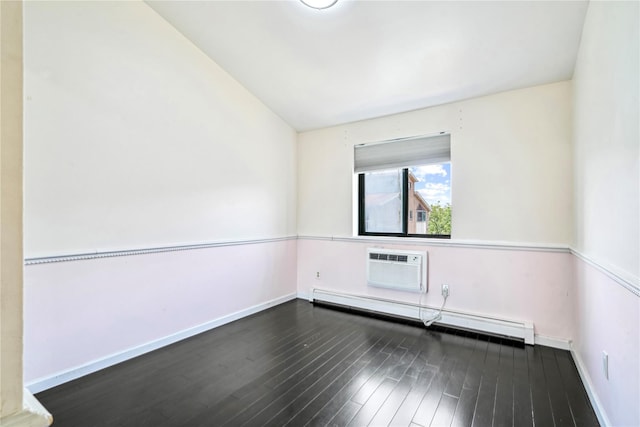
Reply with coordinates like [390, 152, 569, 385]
[311, 288, 534, 345]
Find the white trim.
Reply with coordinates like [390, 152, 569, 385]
[298, 290, 314, 302]
[305, 288, 535, 344]
[24, 235, 570, 266]
[570, 346, 611, 427]
[534, 334, 572, 350]
[24, 236, 297, 265]
[298, 235, 569, 253]
[571, 247, 640, 297]
[0, 390, 52, 427]
[300, 290, 573, 351]
[26, 293, 297, 393]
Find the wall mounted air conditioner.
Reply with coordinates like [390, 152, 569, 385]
[366, 248, 427, 293]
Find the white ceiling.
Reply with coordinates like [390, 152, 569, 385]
[146, 0, 588, 131]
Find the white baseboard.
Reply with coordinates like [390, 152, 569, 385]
[570, 346, 611, 427]
[26, 293, 297, 394]
[534, 334, 572, 350]
[299, 290, 313, 302]
[0, 389, 52, 427]
[303, 288, 535, 344]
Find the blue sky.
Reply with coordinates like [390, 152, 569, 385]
[410, 162, 451, 206]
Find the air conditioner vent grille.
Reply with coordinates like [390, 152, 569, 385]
[369, 252, 409, 263]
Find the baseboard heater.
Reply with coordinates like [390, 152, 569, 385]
[311, 288, 534, 345]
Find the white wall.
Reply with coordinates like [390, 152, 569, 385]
[297, 82, 575, 344]
[572, 1, 639, 426]
[24, 1, 297, 258]
[572, 1, 639, 281]
[23, 1, 298, 386]
[298, 81, 573, 244]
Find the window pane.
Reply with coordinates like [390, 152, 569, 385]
[364, 170, 403, 233]
[409, 163, 451, 235]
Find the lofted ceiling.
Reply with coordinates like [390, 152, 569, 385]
[146, 0, 588, 131]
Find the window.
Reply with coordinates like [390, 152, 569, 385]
[355, 134, 451, 238]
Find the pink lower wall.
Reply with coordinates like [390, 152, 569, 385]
[23, 239, 297, 384]
[23, 235, 639, 424]
[573, 256, 640, 426]
[297, 238, 574, 340]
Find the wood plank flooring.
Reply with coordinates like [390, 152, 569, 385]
[35, 299, 599, 426]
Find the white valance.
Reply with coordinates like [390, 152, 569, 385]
[354, 133, 451, 173]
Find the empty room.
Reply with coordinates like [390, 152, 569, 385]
[0, 0, 638, 426]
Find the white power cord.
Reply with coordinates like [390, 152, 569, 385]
[419, 288, 448, 327]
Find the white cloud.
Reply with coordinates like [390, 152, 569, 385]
[418, 183, 451, 205]
[411, 164, 447, 180]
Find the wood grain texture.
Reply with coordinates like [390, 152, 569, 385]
[36, 300, 599, 427]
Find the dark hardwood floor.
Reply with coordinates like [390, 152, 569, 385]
[36, 299, 599, 426]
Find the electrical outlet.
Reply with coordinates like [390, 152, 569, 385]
[603, 351, 609, 380]
[316, 271, 320, 279]
[441, 284, 450, 298]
